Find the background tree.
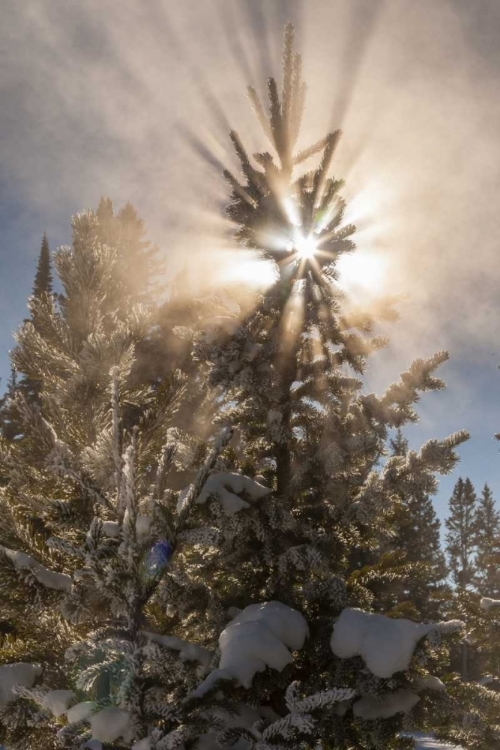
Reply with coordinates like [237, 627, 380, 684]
[473, 483, 500, 598]
[370, 429, 449, 620]
[445, 478, 478, 589]
[32, 232, 53, 298]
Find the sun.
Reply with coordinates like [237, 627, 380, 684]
[294, 232, 319, 260]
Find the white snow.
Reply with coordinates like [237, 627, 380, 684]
[102, 514, 153, 541]
[404, 732, 463, 749]
[143, 631, 212, 670]
[132, 738, 152, 750]
[2, 546, 72, 592]
[90, 706, 132, 743]
[0, 662, 42, 705]
[195, 472, 272, 515]
[415, 675, 446, 692]
[66, 700, 95, 723]
[331, 608, 450, 678]
[194, 601, 308, 693]
[480, 596, 500, 611]
[230, 601, 308, 651]
[41, 689, 76, 717]
[353, 689, 419, 719]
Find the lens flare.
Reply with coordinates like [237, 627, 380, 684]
[336, 250, 387, 294]
[295, 232, 318, 260]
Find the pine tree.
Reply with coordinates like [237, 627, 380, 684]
[383, 430, 448, 619]
[32, 232, 53, 298]
[96, 196, 162, 304]
[1, 25, 500, 750]
[474, 484, 500, 597]
[0, 369, 19, 444]
[445, 478, 478, 589]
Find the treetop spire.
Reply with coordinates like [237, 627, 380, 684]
[32, 232, 53, 298]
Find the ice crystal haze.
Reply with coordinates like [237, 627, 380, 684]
[1, 23, 499, 750]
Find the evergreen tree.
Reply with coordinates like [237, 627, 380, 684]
[0, 369, 19, 444]
[445, 478, 478, 589]
[474, 484, 500, 597]
[32, 232, 53, 298]
[0, 235, 55, 441]
[1, 25, 500, 750]
[379, 430, 449, 619]
[96, 197, 163, 304]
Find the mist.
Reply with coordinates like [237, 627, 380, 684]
[1, 0, 500, 516]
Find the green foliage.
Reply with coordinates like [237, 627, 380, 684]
[445, 478, 478, 589]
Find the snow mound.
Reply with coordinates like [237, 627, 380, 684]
[66, 700, 94, 724]
[353, 689, 420, 719]
[41, 689, 76, 717]
[0, 662, 42, 705]
[331, 608, 449, 678]
[2, 546, 72, 592]
[132, 738, 152, 750]
[195, 472, 271, 515]
[194, 601, 308, 693]
[415, 675, 446, 692]
[90, 706, 132, 744]
[480, 596, 500, 611]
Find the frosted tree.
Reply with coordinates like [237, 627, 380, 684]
[180, 24, 500, 750]
[377, 430, 449, 620]
[2, 24, 500, 750]
[445, 478, 478, 590]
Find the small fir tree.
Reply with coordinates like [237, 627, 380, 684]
[372, 430, 449, 620]
[473, 484, 500, 598]
[445, 478, 478, 590]
[32, 232, 53, 298]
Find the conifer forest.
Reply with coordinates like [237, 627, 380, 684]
[1, 3, 500, 750]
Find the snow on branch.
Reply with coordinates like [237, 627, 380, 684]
[193, 601, 308, 695]
[330, 608, 464, 679]
[1, 545, 72, 592]
[142, 631, 213, 671]
[0, 663, 42, 705]
[480, 596, 500, 611]
[194, 472, 272, 515]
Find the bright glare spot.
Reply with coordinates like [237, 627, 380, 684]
[295, 232, 318, 259]
[282, 197, 301, 227]
[219, 253, 278, 288]
[336, 250, 387, 294]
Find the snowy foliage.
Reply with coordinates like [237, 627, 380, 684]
[195, 601, 308, 692]
[331, 608, 464, 678]
[0, 663, 42, 705]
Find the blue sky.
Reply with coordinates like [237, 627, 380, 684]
[1, 0, 500, 530]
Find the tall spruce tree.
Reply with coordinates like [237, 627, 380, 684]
[474, 484, 500, 597]
[381, 430, 448, 619]
[1, 25, 500, 750]
[0, 369, 19, 444]
[445, 478, 478, 589]
[0, 235, 55, 441]
[32, 232, 53, 298]
[96, 197, 162, 304]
